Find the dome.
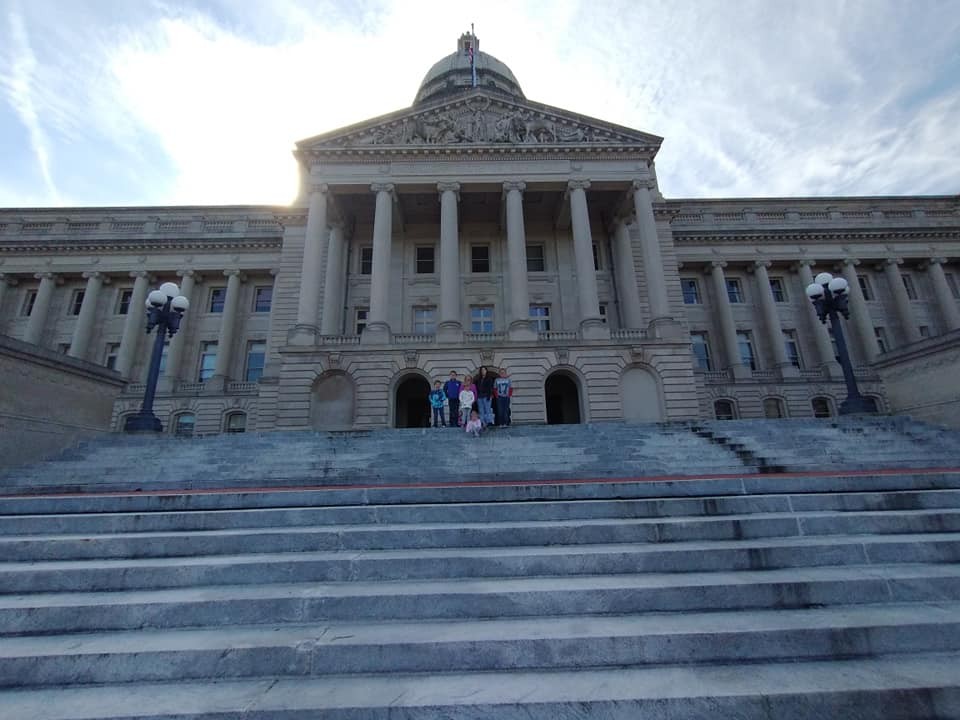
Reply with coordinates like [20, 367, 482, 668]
[414, 33, 525, 105]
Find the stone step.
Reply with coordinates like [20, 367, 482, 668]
[5, 488, 960, 536]
[1, 532, 958, 594]
[4, 602, 960, 687]
[4, 508, 960, 562]
[3, 563, 960, 636]
[1, 653, 958, 719]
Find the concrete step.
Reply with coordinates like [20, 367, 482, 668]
[1, 653, 958, 719]
[4, 563, 960, 636]
[4, 532, 958, 594]
[4, 488, 960, 536]
[4, 602, 960, 687]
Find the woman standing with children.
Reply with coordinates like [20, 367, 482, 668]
[431, 366, 512, 433]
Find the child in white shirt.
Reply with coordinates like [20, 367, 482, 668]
[458, 375, 476, 429]
[465, 409, 483, 437]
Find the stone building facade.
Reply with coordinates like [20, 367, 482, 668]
[0, 33, 958, 435]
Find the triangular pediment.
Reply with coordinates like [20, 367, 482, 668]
[296, 89, 663, 155]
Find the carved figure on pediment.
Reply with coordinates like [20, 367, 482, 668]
[523, 117, 557, 143]
[469, 110, 488, 142]
[403, 115, 466, 144]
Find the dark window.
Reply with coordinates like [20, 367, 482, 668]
[198, 342, 218, 381]
[812, 397, 833, 418]
[209, 287, 226, 313]
[726, 278, 744, 303]
[919, 325, 931, 338]
[471, 245, 490, 273]
[691, 332, 712, 370]
[529, 305, 550, 331]
[946, 273, 960, 299]
[21, 290, 37, 317]
[173, 413, 196, 437]
[769, 277, 787, 302]
[416, 246, 435, 274]
[158, 341, 169, 375]
[858, 275, 873, 301]
[763, 398, 785, 419]
[681, 278, 701, 304]
[245, 342, 266, 382]
[874, 327, 889, 353]
[70, 290, 85, 315]
[225, 412, 247, 433]
[736, 331, 756, 370]
[355, 308, 368, 335]
[592, 243, 600, 271]
[470, 306, 493, 333]
[714, 400, 736, 420]
[783, 330, 801, 368]
[862, 396, 880, 413]
[104, 343, 120, 370]
[599, 304, 607, 324]
[526, 244, 545, 272]
[254, 286, 272, 312]
[116, 289, 133, 315]
[902, 274, 918, 300]
[359, 247, 373, 275]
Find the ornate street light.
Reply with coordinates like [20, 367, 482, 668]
[805, 272, 875, 415]
[123, 282, 190, 432]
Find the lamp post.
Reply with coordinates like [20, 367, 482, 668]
[805, 272, 875, 415]
[123, 282, 190, 433]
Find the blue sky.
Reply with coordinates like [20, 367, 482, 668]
[1, 0, 959, 208]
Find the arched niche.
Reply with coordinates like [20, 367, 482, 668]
[621, 366, 664, 422]
[310, 372, 355, 431]
[545, 369, 584, 425]
[394, 373, 431, 428]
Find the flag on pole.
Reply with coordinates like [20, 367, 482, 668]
[470, 24, 477, 87]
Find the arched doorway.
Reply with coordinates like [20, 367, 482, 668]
[395, 375, 431, 428]
[621, 367, 663, 422]
[310, 373, 355, 430]
[545, 371, 582, 425]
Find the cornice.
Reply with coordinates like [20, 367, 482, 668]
[0, 237, 283, 254]
[672, 229, 960, 245]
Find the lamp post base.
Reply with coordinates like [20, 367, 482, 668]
[123, 413, 163, 433]
[839, 396, 877, 415]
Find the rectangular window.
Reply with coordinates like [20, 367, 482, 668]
[70, 290, 85, 315]
[116, 289, 133, 315]
[592, 243, 600, 271]
[526, 244, 545, 272]
[946, 272, 960, 300]
[198, 341, 218, 381]
[208, 287, 226, 313]
[681, 278, 701, 304]
[529, 305, 550, 332]
[736, 331, 756, 370]
[413, 306, 437, 335]
[57, 343, 71, 354]
[919, 325, 931, 338]
[471, 245, 490, 273]
[902, 273, 918, 300]
[21, 290, 37, 317]
[355, 307, 368, 335]
[858, 275, 874, 301]
[104, 343, 120, 370]
[599, 304, 607, 324]
[783, 329, 802, 368]
[470, 305, 494, 333]
[691, 332, 712, 370]
[874, 327, 889, 354]
[158, 341, 169, 376]
[253, 286, 272, 312]
[726, 278, 744, 303]
[359, 247, 373, 275]
[415, 246, 435, 274]
[245, 341, 266, 382]
[769, 277, 787, 302]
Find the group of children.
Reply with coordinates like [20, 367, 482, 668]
[429, 366, 513, 437]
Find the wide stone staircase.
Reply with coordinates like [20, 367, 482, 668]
[2, 418, 960, 718]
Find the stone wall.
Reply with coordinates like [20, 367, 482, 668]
[0, 334, 125, 468]
[874, 330, 960, 428]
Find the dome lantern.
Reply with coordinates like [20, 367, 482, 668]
[413, 32, 525, 105]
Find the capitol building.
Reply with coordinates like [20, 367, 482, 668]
[1, 33, 959, 436]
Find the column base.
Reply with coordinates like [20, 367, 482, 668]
[777, 363, 800, 380]
[436, 322, 463, 343]
[123, 412, 163, 433]
[288, 324, 319, 347]
[361, 322, 392, 345]
[580, 319, 610, 340]
[730, 364, 751, 380]
[647, 317, 685, 340]
[508, 320, 537, 342]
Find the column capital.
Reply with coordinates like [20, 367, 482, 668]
[437, 182, 461, 197]
[793, 258, 817, 269]
[842, 257, 860, 268]
[309, 183, 329, 195]
[502, 180, 526, 193]
[883, 257, 904, 267]
[567, 179, 591, 191]
[752, 260, 772, 270]
[223, 269, 247, 282]
[0, 273, 18, 287]
[176, 269, 203, 283]
[370, 182, 395, 195]
[928, 257, 947, 266]
[129, 270, 151, 280]
[34, 272, 62, 284]
[710, 260, 728, 270]
[81, 270, 109, 282]
[632, 179, 656, 192]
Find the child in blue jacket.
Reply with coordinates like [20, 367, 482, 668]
[429, 381, 446, 428]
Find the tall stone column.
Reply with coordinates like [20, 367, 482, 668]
[0, 274, 17, 328]
[210, 270, 244, 389]
[503, 181, 535, 340]
[24, 272, 59, 346]
[796, 260, 841, 378]
[437, 182, 462, 340]
[320, 223, 346, 336]
[363, 183, 395, 343]
[68, 271, 107, 360]
[752, 261, 794, 377]
[632, 179, 673, 334]
[612, 220, 644, 329]
[115, 271, 151, 377]
[291, 183, 328, 345]
[882, 258, 921, 345]
[568, 180, 607, 339]
[162, 270, 200, 387]
[927, 258, 960, 331]
[709, 261, 747, 378]
[840, 258, 881, 363]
